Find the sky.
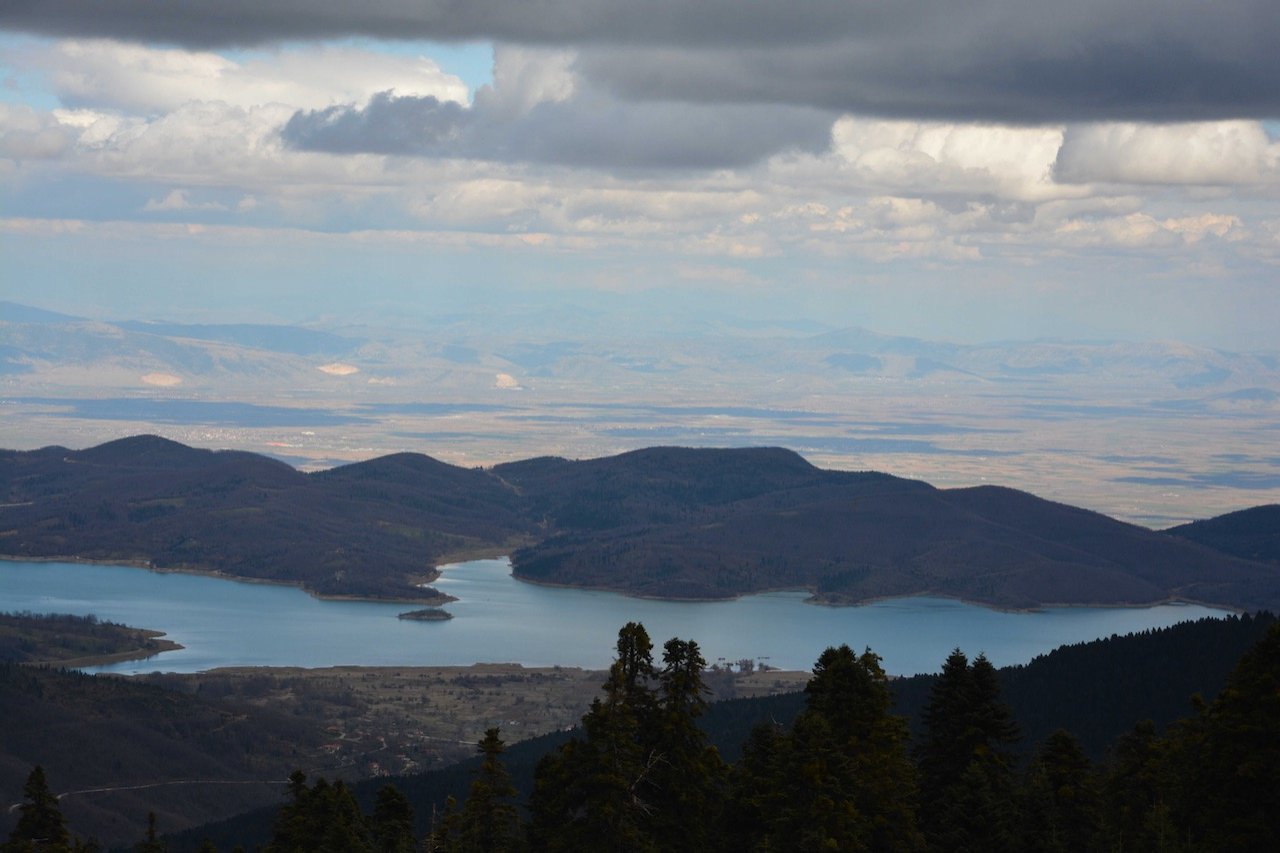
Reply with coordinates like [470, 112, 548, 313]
[1, 1, 1278, 347]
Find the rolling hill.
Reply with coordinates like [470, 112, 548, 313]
[2, 437, 1278, 611]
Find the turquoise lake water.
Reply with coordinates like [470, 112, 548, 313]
[0, 558, 1229, 675]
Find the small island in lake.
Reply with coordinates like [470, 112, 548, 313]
[397, 608, 453, 621]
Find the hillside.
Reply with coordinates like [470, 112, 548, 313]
[2, 437, 1278, 610]
[1166, 504, 1280, 564]
[501, 448, 1280, 610]
[0, 664, 324, 847]
[0, 436, 534, 600]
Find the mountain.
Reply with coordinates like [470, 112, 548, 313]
[0, 437, 532, 600]
[1165, 505, 1280, 565]
[500, 449, 1279, 610]
[2, 438, 1278, 611]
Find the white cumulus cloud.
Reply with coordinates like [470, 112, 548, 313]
[1055, 122, 1280, 186]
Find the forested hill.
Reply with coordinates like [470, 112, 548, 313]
[0, 435, 534, 601]
[3, 436, 1279, 610]
[1166, 504, 1280, 564]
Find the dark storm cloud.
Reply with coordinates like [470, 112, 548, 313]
[282, 91, 834, 170]
[0, 1, 902, 48]
[4, 0, 1278, 122]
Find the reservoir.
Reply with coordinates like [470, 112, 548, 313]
[1, 557, 1229, 676]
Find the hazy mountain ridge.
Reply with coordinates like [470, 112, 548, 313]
[6, 301, 1280, 530]
[5, 303, 1280, 392]
[2, 437, 1277, 611]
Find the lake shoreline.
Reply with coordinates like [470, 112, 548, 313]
[0, 554, 455, 606]
[5, 557, 1234, 676]
[25, 630, 186, 669]
[502, 564, 1242, 615]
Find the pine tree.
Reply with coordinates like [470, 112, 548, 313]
[647, 638, 724, 853]
[265, 773, 372, 853]
[1171, 621, 1280, 849]
[455, 729, 522, 852]
[7, 765, 71, 852]
[134, 812, 165, 853]
[722, 645, 922, 852]
[1021, 730, 1100, 853]
[721, 721, 790, 852]
[917, 649, 1020, 852]
[1101, 720, 1177, 853]
[370, 785, 416, 853]
[528, 623, 664, 853]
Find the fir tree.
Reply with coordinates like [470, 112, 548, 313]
[456, 729, 522, 852]
[6, 766, 71, 852]
[134, 812, 165, 853]
[1170, 621, 1280, 849]
[917, 649, 1020, 852]
[647, 638, 724, 853]
[370, 785, 416, 853]
[722, 645, 922, 852]
[1021, 730, 1101, 853]
[1101, 720, 1177, 853]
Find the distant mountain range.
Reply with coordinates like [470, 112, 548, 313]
[4, 299, 1278, 390]
[2, 436, 1276, 611]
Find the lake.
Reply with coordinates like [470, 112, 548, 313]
[0, 558, 1229, 676]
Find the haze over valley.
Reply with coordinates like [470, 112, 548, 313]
[4, 300, 1279, 529]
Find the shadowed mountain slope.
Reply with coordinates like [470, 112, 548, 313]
[0, 663, 322, 847]
[1166, 504, 1280, 565]
[0, 437, 532, 600]
[2, 438, 1278, 610]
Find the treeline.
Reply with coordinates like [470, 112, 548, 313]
[14, 619, 1279, 852]
[0, 611, 170, 664]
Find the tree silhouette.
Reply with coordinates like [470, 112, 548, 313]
[7, 765, 71, 852]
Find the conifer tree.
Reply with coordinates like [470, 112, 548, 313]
[370, 785, 416, 853]
[455, 729, 522, 852]
[1168, 621, 1280, 849]
[1021, 730, 1100, 853]
[722, 645, 922, 852]
[647, 638, 724, 853]
[134, 812, 165, 853]
[917, 649, 1020, 852]
[265, 773, 372, 853]
[1101, 720, 1176, 853]
[720, 721, 790, 852]
[6, 765, 71, 853]
[528, 624, 660, 852]
[428, 796, 461, 853]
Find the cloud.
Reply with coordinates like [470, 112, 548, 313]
[143, 189, 228, 212]
[825, 117, 1075, 202]
[282, 46, 833, 170]
[0, 103, 74, 159]
[1055, 122, 1280, 186]
[4, 0, 1278, 122]
[23, 39, 470, 115]
[140, 372, 182, 386]
[283, 90, 833, 170]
